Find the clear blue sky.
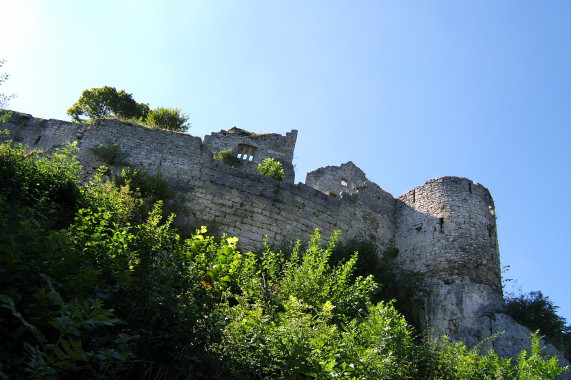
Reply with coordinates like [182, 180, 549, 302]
[2, 1, 570, 322]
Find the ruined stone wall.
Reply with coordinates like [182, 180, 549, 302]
[0, 113, 394, 252]
[203, 127, 297, 184]
[1, 114, 207, 188]
[305, 161, 368, 197]
[395, 176, 501, 292]
[177, 159, 396, 251]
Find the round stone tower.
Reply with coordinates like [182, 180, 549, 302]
[395, 176, 501, 293]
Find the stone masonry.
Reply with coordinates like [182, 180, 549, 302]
[1, 111, 568, 370]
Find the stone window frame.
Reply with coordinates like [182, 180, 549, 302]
[237, 144, 256, 161]
[340, 177, 349, 187]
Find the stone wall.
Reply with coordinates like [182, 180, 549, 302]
[0, 113, 394, 252]
[305, 161, 368, 198]
[395, 177, 501, 292]
[203, 127, 297, 184]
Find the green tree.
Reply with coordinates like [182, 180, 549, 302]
[145, 106, 189, 132]
[67, 86, 191, 132]
[507, 291, 571, 357]
[67, 86, 148, 124]
[257, 157, 285, 181]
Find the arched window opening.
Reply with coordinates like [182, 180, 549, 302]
[237, 144, 256, 161]
[340, 177, 349, 187]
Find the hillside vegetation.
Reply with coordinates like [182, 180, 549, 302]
[0, 138, 568, 379]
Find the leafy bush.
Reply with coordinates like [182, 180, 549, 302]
[330, 237, 380, 280]
[88, 138, 130, 166]
[329, 238, 422, 327]
[213, 148, 242, 168]
[113, 168, 171, 206]
[145, 106, 189, 132]
[257, 157, 285, 181]
[507, 291, 571, 359]
[0, 140, 82, 228]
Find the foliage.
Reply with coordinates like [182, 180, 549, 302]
[517, 331, 569, 379]
[0, 139, 568, 379]
[257, 157, 285, 181]
[0, 59, 15, 123]
[0, 140, 82, 228]
[66, 86, 148, 124]
[418, 332, 570, 379]
[330, 238, 422, 327]
[145, 106, 189, 132]
[88, 138, 130, 166]
[112, 167, 173, 221]
[67, 86, 191, 132]
[330, 238, 380, 280]
[213, 148, 242, 168]
[506, 291, 571, 358]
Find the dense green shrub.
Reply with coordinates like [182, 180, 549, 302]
[507, 291, 571, 359]
[213, 148, 242, 168]
[257, 157, 285, 181]
[145, 106, 189, 132]
[329, 238, 422, 327]
[330, 238, 381, 280]
[88, 138, 130, 166]
[0, 140, 82, 228]
[113, 168, 171, 206]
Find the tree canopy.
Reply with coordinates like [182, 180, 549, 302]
[67, 86, 190, 132]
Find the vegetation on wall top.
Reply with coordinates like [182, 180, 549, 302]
[257, 157, 285, 181]
[67, 86, 190, 132]
[213, 148, 243, 168]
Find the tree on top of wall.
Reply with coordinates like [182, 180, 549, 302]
[67, 86, 148, 123]
[67, 86, 190, 132]
[145, 106, 189, 132]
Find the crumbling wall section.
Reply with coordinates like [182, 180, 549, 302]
[305, 161, 368, 197]
[79, 119, 206, 187]
[186, 159, 395, 251]
[0, 113, 207, 187]
[0, 113, 394, 252]
[203, 127, 297, 184]
[188, 162, 354, 250]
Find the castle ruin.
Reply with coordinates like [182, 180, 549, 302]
[2, 112, 568, 369]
